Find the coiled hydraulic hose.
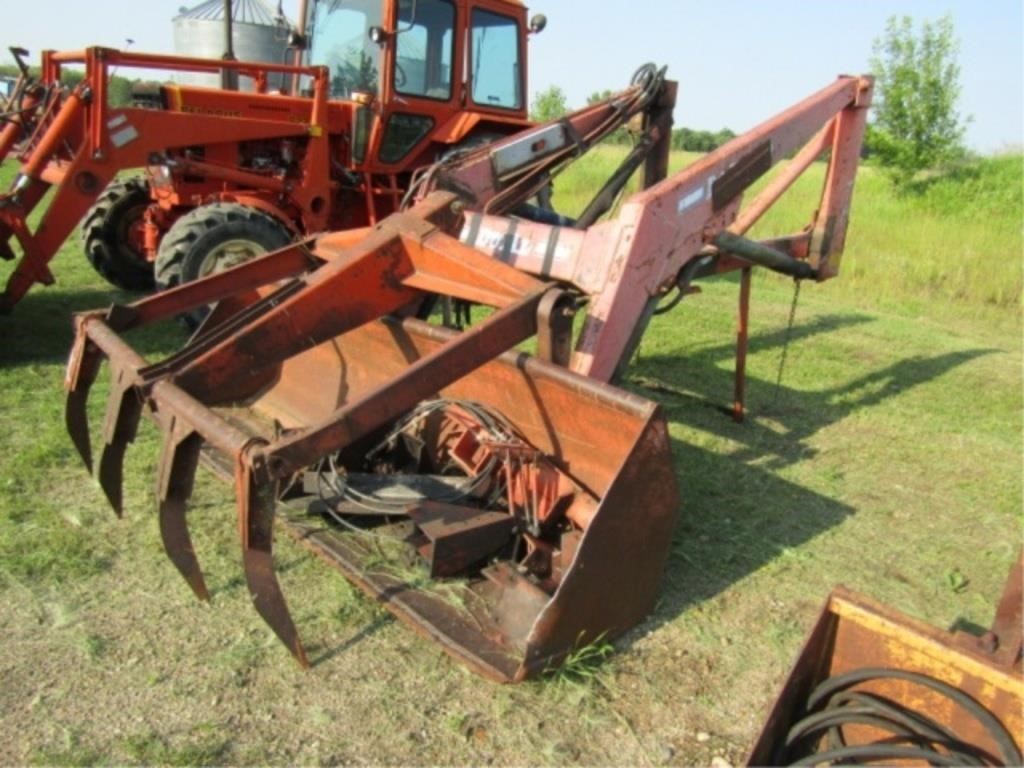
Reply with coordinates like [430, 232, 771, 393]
[315, 398, 513, 525]
[781, 667, 1021, 766]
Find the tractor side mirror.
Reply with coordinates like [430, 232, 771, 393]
[529, 14, 547, 35]
[369, 0, 418, 44]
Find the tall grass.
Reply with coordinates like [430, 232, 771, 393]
[753, 154, 1023, 311]
[551, 146, 1023, 316]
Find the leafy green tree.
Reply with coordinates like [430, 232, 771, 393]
[585, 88, 633, 144]
[530, 85, 568, 122]
[868, 15, 968, 185]
[670, 127, 736, 152]
[0, 64, 134, 107]
[107, 76, 133, 107]
[713, 128, 736, 148]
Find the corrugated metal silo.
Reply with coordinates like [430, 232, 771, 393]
[172, 0, 291, 90]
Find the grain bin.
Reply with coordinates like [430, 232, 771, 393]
[172, 0, 291, 90]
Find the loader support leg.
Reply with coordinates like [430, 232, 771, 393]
[733, 267, 751, 423]
[0, 260, 49, 313]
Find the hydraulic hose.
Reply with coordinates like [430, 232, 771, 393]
[780, 667, 1021, 766]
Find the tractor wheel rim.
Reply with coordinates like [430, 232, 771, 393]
[117, 203, 149, 266]
[198, 239, 268, 277]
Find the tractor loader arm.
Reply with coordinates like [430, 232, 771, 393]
[426, 72, 873, 402]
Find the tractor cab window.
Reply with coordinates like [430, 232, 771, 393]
[308, 0, 384, 99]
[395, 0, 455, 100]
[470, 9, 521, 110]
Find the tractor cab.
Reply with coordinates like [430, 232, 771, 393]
[302, 0, 536, 169]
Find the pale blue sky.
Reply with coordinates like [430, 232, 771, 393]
[5, 0, 1021, 151]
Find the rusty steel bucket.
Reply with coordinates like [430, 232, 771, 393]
[65, 222, 679, 680]
[748, 554, 1023, 765]
[255, 318, 678, 680]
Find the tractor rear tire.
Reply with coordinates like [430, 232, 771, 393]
[155, 203, 292, 328]
[81, 177, 154, 291]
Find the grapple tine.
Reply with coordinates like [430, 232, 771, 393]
[237, 456, 309, 668]
[64, 320, 104, 473]
[156, 420, 208, 601]
[97, 367, 143, 517]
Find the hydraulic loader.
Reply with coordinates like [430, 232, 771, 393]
[65, 66, 873, 679]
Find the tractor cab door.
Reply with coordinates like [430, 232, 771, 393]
[304, 0, 528, 210]
[465, 2, 526, 114]
[305, 0, 386, 167]
[374, 0, 459, 165]
[305, 0, 461, 169]
[370, 0, 530, 171]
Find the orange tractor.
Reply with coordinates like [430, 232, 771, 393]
[0, 0, 548, 312]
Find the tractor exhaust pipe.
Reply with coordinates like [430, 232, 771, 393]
[221, 0, 238, 91]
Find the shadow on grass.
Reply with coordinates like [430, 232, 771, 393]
[0, 285, 181, 367]
[308, 613, 395, 666]
[618, 312, 994, 637]
[629, 312, 994, 470]
[653, 434, 852, 617]
[207, 555, 312, 600]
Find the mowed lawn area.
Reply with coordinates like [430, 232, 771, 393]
[0, 150, 1020, 765]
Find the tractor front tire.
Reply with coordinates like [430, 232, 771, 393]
[81, 177, 155, 291]
[155, 203, 292, 328]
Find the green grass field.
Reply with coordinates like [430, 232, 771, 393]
[0, 149, 1020, 765]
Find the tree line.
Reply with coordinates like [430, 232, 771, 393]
[531, 85, 738, 153]
[532, 14, 970, 188]
[0, 64, 134, 107]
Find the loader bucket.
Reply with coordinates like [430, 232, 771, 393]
[252, 318, 676, 680]
[747, 554, 1023, 766]
[64, 193, 679, 681]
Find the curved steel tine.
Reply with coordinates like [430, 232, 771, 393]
[97, 372, 143, 517]
[156, 422, 208, 601]
[65, 328, 104, 473]
[237, 462, 309, 668]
